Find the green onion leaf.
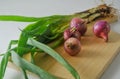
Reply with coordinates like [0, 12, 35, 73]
[0, 50, 11, 79]
[11, 51, 58, 79]
[0, 15, 40, 22]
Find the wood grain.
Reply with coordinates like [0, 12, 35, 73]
[8, 15, 120, 79]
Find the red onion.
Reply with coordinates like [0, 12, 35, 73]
[71, 30, 81, 40]
[93, 20, 110, 42]
[64, 37, 81, 56]
[64, 28, 72, 40]
[70, 17, 87, 36]
[64, 28, 81, 40]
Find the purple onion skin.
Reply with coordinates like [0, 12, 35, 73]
[64, 37, 81, 56]
[93, 20, 110, 42]
[80, 25, 87, 36]
[71, 31, 81, 40]
[64, 28, 72, 40]
[70, 17, 87, 36]
[64, 28, 81, 40]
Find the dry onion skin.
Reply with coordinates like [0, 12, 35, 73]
[64, 37, 81, 56]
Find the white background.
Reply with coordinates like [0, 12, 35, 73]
[0, 0, 120, 79]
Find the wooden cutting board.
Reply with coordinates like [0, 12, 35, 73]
[9, 16, 120, 79]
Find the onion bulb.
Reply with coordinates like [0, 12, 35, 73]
[64, 28, 81, 40]
[71, 30, 81, 40]
[93, 20, 110, 42]
[63, 28, 72, 40]
[64, 37, 81, 56]
[70, 17, 87, 36]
